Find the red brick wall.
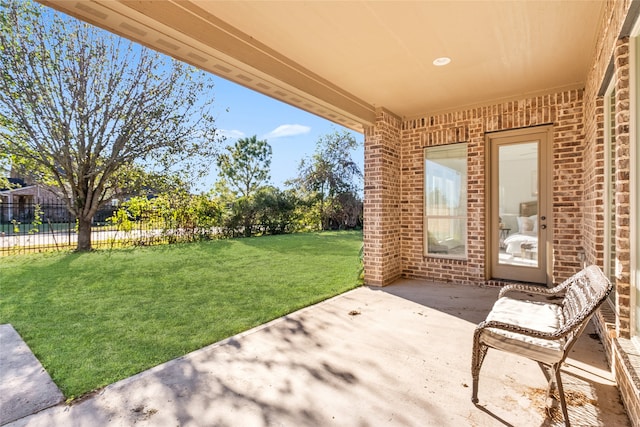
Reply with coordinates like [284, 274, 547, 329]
[361, 0, 637, 420]
[363, 108, 402, 286]
[552, 91, 587, 278]
[399, 92, 584, 285]
[614, 38, 632, 338]
[361, 0, 637, 422]
[401, 112, 483, 285]
[571, 0, 637, 423]
[582, 3, 633, 337]
[582, 93, 606, 270]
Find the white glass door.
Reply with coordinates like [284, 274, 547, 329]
[489, 128, 551, 284]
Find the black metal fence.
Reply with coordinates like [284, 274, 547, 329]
[0, 201, 220, 255]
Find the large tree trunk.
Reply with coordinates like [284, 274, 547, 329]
[77, 215, 93, 251]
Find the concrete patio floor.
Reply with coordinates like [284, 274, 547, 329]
[5, 280, 631, 426]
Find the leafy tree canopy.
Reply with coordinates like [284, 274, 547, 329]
[0, 0, 224, 250]
[289, 129, 362, 199]
[286, 129, 362, 230]
[215, 135, 272, 198]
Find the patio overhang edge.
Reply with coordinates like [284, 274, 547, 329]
[37, 0, 377, 133]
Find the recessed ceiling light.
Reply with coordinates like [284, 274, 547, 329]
[433, 57, 451, 66]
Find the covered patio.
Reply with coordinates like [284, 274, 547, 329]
[34, 1, 640, 424]
[5, 282, 629, 426]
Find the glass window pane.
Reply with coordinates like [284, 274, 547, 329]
[424, 143, 467, 259]
[497, 142, 539, 268]
[426, 218, 467, 257]
[425, 145, 467, 216]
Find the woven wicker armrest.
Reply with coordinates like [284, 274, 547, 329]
[498, 282, 567, 299]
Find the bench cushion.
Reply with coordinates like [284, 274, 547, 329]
[481, 297, 566, 365]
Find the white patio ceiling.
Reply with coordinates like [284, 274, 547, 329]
[39, 1, 605, 133]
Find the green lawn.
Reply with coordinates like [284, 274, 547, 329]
[0, 231, 363, 400]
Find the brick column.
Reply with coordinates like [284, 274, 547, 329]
[614, 38, 632, 338]
[363, 108, 402, 286]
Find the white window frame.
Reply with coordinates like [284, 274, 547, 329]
[423, 143, 468, 260]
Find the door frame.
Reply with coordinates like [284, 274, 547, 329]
[485, 126, 554, 285]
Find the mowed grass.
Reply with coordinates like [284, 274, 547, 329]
[0, 231, 363, 399]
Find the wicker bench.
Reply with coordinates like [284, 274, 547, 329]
[471, 265, 612, 426]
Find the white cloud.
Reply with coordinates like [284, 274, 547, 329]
[264, 124, 311, 139]
[219, 129, 245, 139]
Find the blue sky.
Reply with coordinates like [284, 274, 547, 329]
[28, 3, 364, 195]
[200, 77, 364, 193]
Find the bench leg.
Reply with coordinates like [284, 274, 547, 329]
[554, 365, 571, 427]
[471, 330, 488, 403]
[541, 362, 556, 399]
[543, 362, 570, 427]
